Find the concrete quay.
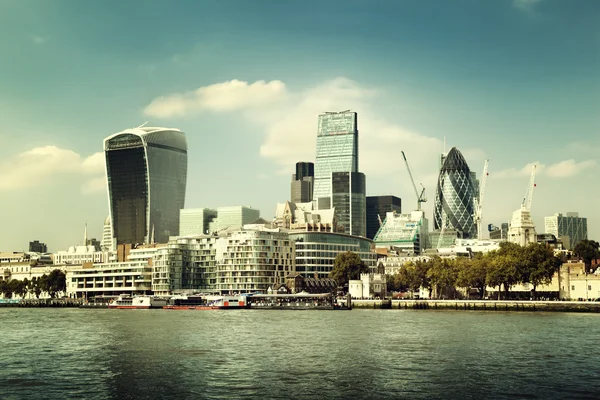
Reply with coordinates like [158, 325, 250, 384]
[351, 299, 600, 312]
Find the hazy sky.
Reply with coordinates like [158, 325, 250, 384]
[0, 0, 598, 251]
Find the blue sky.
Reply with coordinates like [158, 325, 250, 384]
[0, 0, 598, 251]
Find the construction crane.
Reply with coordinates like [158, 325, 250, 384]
[473, 159, 489, 240]
[401, 151, 427, 211]
[522, 164, 537, 211]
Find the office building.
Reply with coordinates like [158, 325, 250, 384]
[29, 240, 47, 253]
[289, 231, 376, 279]
[489, 223, 509, 240]
[544, 213, 588, 250]
[209, 206, 260, 233]
[374, 210, 428, 255]
[366, 196, 402, 239]
[313, 111, 358, 207]
[180, 208, 218, 236]
[433, 147, 477, 239]
[100, 216, 113, 252]
[331, 172, 366, 237]
[104, 126, 187, 245]
[291, 162, 314, 203]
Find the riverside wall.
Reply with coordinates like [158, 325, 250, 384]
[351, 299, 600, 312]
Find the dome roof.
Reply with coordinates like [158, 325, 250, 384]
[441, 147, 470, 173]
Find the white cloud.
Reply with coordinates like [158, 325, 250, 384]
[494, 161, 544, 179]
[545, 159, 597, 178]
[513, 0, 542, 12]
[144, 79, 287, 118]
[0, 146, 105, 194]
[31, 35, 48, 45]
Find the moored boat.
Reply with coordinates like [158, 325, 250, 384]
[163, 294, 248, 310]
[108, 294, 168, 309]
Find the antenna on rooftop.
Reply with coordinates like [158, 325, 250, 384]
[136, 121, 149, 129]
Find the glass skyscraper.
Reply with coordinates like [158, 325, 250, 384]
[433, 147, 476, 239]
[544, 212, 588, 250]
[331, 172, 366, 237]
[104, 126, 187, 245]
[313, 111, 358, 206]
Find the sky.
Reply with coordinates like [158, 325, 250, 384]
[0, 0, 598, 251]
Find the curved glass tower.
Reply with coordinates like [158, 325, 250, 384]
[433, 147, 476, 239]
[104, 127, 187, 245]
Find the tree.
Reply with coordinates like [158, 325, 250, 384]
[522, 243, 563, 296]
[456, 254, 489, 299]
[414, 259, 432, 298]
[46, 269, 67, 298]
[427, 257, 458, 299]
[573, 240, 600, 273]
[330, 251, 368, 288]
[397, 262, 422, 298]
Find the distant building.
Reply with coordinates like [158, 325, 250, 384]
[274, 201, 338, 232]
[374, 210, 428, 255]
[29, 240, 47, 253]
[331, 171, 366, 237]
[289, 231, 376, 279]
[290, 162, 314, 203]
[349, 273, 386, 299]
[544, 213, 588, 250]
[489, 223, 508, 240]
[313, 111, 359, 207]
[209, 206, 260, 233]
[434, 147, 477, 239]
[366, 196, 401, 240]
[180, 208, 218, 236]
[100, 216, 114, 252]
[104, 126, 187, 245]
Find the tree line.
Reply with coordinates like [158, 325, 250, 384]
[0, 269, 67, 299]
[387, 242, 565, 300]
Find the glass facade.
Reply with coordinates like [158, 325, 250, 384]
[105, 128, 187, 245]
[544, 213, 588, 250]
[331, 172, 366, 237]
[180, 208, 217, 236]
[289, 232, 376, 279]
[313, 111, 358, 203]
[433, 147, 477, 239]
[366, 196, 402, 240]
[212, 206, 261, 232]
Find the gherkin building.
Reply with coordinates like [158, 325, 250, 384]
[433, 147, 477, 239]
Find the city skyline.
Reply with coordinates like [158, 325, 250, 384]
[0, 0, 598, 250]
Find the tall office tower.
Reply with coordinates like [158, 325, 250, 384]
[331, 172, 366, 237]
[104, 126, 187, 245]
[100, 216, 113, 251]
[544, 212, 588, 250]
[366, 196, 402, 239]
[291, 162, 314, 203]
[433, 147, 477, 239]
[29, 240, 47, 253]
[313, 111, 358, 209]
[210, 206, 261, 232]
[180, 208, 218, 236]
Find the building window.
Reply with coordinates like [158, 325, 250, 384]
[571, 285, 575, 291]
[588, 285, 592, 291]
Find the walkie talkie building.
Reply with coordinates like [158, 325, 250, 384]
[433, 147, 476, 239]
[104, 126, 187, 245]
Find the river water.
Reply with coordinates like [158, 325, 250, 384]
[1, 308, 599, 399]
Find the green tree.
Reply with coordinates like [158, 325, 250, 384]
[522, 243, 562, 296]
[573, 240, 600, 273]
[427, 256, 458, 299]
[414, 259, 432, 298]
[456, 254, 489, 299]
[397, 262, 421, 298]
[330, 251, 368, 288]
[46, 269, 67, 298]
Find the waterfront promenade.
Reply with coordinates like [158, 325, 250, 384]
[351, 299, 600, 312]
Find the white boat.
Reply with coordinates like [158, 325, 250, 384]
[108, 294, 168, 309]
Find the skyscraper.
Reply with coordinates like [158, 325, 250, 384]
[544, 212, 588, 250]
[331, 172, 366, 237]
[433, 147, 476, 239]
[290, 162, 314, 203]
[104, 126, 187, 245]
[366, 196, 402, 239]
[29, 240, 47, 253]
[313, 111, 358, 208]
